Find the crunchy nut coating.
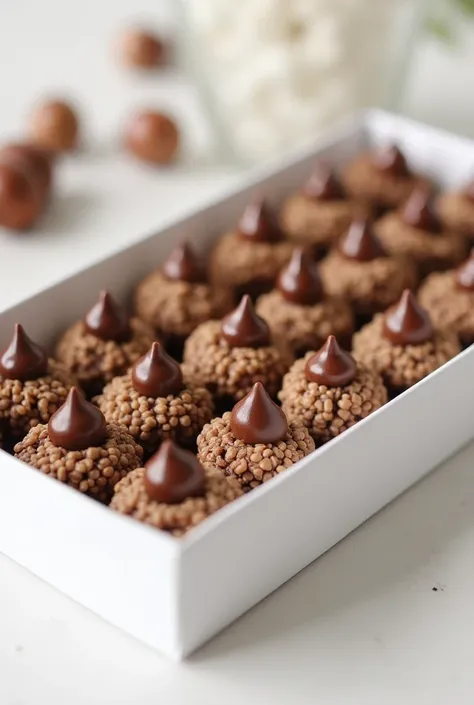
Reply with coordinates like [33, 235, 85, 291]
[280, 194, 360, 248]
[418, 270, 474, 345]
[436, 191, 474, 239]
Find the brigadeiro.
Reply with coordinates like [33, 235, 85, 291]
[124, 109, 179, 165]
[341, 144, 429, 210]
[14, 387, 143, 502]
[118, 28, 166, 69]
[0, 324, 75, 443]
[183, 295, 293, 407]
[28, 99, 79, 153]
[418, 248, 474, 346]
[134, 241, 233, 357]
[279, 336, 387, 444]
[197, 382, 315, 492]
[436, 179, 474, 239]
[280, 163, 362, 253]
[0, 160, 45, 230]
[209, 199, 294, 300]
[352, 290, 460, 393]
[111, 440, 243, 536]
[256, 247, 354, 357]
[95, 342, 213, 454]
[0, 142, 53, 201]
[319, 217, 417, 316]
[55, 290, 156, 396]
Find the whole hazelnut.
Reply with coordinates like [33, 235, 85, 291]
[0, 162, 44, 230]
[0, 143, 53, 198]
[28, 100, 79, 152]
[119, 29, 166, 69]
[123, 110, 179, 165]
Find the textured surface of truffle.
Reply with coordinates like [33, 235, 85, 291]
[418, 271, 474, 345]
[374, 213, 467, 276]
[0, 360, 75, 439]
[256, 290, 354, 356]
[352, 314, 460, 390]
[55, 317, 156, 394]
[320, 251, 417, 314]
[280, 194, 359, 247]
[279, 353, 387, 443]
[210, 231, 294, 290]
[111, 466, 243, 536]
[14, 423, 143, 502]
[436, 191, 474, 239]
[197, 412, 315, 491]
[134, 270, 233, 337]
[95, 373, 213, 453]
[182, 320, 293, 401]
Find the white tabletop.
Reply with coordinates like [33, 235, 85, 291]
[2, 3, 474, 704]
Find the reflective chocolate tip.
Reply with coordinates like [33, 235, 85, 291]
[382, 289, 434, 346]
[48, 387, 107, 451]
[237, 199, 282, 242]
[131, 342, 183, 398]
[371, 144, 409, 177]
[302, 163, 344, 201]
[339, 218, 387, 262]
[305, 335, 357, 387]
[84, 291, 131, 342]
[277, 248, 323, 305]
[144, 440, 206, 504]
[221, 295, 271, 348]
[161, 241, 205, 283]
[400, 188, 441, 234]
[0, 324, 48, 381]
[454, 248, 474, 291]
[230, 382, 288, 445]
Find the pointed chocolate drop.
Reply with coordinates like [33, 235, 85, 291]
[277, 248, 323, 305]
[371, 144, 409, 177]
[401, 188, 441, 233]
[132, 342, 183, 398]
[221, 295, 271, 348]
[48, 387, 107, 451]
[305, 335, 357, 387]
[339, 218, 387, 262]
[144, 440, 205, 504]
[237, 200, 282, 242]
[302, 163, 344, 201]
[84, 291, 131, 342]
[455, 248, 474, 291]
[0, 324, 48, 381]
[383, 290, 433, 346]
[231, 382, 288, 445]
[161, 242, 204, 283]
[463, 181, 474, 204]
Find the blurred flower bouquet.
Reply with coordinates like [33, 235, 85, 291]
[428, 0, 474, 41]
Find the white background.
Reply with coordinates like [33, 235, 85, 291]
[1, 2, 474, 704]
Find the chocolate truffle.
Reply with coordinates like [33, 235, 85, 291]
[183, 295, 293, 406]
[436, 181, 474, 239]
[279, 336, 387, 443]
[353, 290, 460, 392]
[56, 291, 156, 396]
[256, 248, 354, 356]
[0, 160, 44, 230]
[209, 199, 294, 299]
[0, 142, 53, 200]
[0, 324, 75, 441]
[134, 241, 233, 355]
[197, 383, 315, 491]
[95, 342, 213, 454]
[14, 387, 143, 502]
[341, 144, 429, 210]
[374, 188, 468, 277]
[28, 99, 79, 152]
[418, 249, 474, 346]
[280, 163, 362, 251]
[111, 441, 243, 536]
[124, 110, 179, 165]
[118, 28, 166, 69]
[319, 217, 417, 315]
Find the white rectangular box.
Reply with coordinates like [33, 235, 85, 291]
[0, 110, 473, 660]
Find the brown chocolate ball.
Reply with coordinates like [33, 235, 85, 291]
[0, 143, 53, 198]
[0, 161, 44, 230]
[28, 100, 79, 152]
[119, 29, 166, 69]
[124, 110, 179, 165]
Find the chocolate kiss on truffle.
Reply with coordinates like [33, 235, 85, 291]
[237, 200, 282, 243]
[339, 218, 387, 262]
[0, 324, 48, 381]
[230, 382, 288, 445]
[372, 144, 409, 177]
[144, 440, 205, 504]
[302, 163, 344, 201]
[455, 248, 474, 291]
[221, 295, 271, 348]
[382, 290, 434, 346]
[277, 248, 323, 305]
[401, 189, 441, 233]
[132, 342, 183, 398]
[84, 291, 131, 342]
[48, 387, 107, 451]
[305, 335, 357, 387]
[161, 242, 204, 283]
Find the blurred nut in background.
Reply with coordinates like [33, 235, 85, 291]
[28, 99, 79, 152]
[0, 143, 53, 199]
[0, 161, 44, 230]
[119, 28, 166, 69]
[124, 110, 179, 165]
